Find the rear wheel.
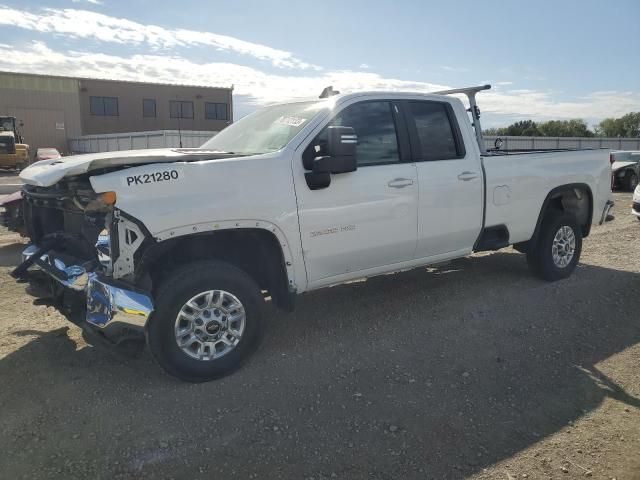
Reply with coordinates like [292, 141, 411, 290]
[147, 260, 264, 382]
[624, 171, 638, 191]
[526, 211, 582, 281]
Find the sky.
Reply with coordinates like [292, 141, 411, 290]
[0, 0, 638, 127]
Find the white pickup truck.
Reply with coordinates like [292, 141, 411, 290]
[13, 85, 613, 382]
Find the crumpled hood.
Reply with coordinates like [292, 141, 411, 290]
[612, 161, 638, 172]
[20, 148, 232, 187]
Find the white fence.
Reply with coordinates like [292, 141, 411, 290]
[69, 131, 640, 154]
[484, 136, 640, 151]
[69, 130, 217, 153]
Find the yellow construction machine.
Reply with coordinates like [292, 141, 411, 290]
[0, 116, 29, 170]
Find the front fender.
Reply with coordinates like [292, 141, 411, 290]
[153, 219, 298, 291]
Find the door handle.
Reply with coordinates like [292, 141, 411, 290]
[387, 178, 414, 188]
[457, 171, 478, 181]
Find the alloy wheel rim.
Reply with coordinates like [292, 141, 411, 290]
[551, 225, 576, 268]
[174, 290, 246, 361]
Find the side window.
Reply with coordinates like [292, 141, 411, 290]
[143, 98, 156, 118]
[409, 101, 462, 160]
[170, 100, 194, 119]
[303, 101, 400, 169]
[333, 101, 399, 165]
[205, 102, 229, 121]
[90, 96, 119, 116]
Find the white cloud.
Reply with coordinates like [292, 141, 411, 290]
[0, 5, 318, 70]
[72, 0, 104, 5]
[440, 65, 469, 73]
[0, 42, 447, 105]
[2, 41, 639, 125]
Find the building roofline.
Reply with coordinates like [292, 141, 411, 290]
[0, 70, 233, 91]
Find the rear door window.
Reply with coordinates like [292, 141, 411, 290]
[408, 101, 464, 160]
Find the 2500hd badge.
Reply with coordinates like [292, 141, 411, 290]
[126, 169, 180, 186]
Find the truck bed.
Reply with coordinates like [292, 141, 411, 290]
[481, 148, 612, 244]
[484, 147, 608, 156]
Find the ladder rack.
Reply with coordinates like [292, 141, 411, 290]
[432, 84, 491, 154]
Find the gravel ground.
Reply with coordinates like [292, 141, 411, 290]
[0, 192, 639, 480]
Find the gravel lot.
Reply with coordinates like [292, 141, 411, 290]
[0, 192, 639, 480]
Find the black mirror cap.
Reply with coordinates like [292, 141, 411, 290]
[325, 126, 357, 174]
[326, 126, 357, 158]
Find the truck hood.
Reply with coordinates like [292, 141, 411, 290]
[20, 148, 238, 187]
[612, 161, 637, 172]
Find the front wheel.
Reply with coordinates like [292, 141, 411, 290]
[526, 211, 582, 281]
[146, 260, 264, 382]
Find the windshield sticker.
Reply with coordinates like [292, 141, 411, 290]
[276, 116, 307, 127]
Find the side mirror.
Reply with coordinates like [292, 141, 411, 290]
[322, 126, 357, 173]
[304, 126, 358, 190]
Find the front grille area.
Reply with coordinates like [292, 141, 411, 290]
[633, 202, 640, 213]
[22, 179, 106, 261]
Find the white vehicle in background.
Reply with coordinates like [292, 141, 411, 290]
[611, 150, 640, 191]
[35, 147, 62, 163]
[12, 85, 614, 382]
[632, 185, 640, 220]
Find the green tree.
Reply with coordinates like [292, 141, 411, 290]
[596, 112, 640, 137]
[505, 120, 541, 136]
[538, 119, 593, 137]
[483, 127, 503, 136]
[485, 119, 595, 137]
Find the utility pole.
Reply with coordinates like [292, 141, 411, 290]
[175, 94, 183, 148]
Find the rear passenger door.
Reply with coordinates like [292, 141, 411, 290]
[404, 100, 483, 259]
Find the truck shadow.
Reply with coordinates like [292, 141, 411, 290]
[0, 241, 26, 267]
[0, 251, 639, 479]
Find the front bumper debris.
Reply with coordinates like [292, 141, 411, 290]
[15, 244, 153, 333]
[18, 243, 89, 291]
[86, 276, 153, 331]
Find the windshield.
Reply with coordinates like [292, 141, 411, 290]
[0, 118, 15, 132]
[200, 101, 327, 155]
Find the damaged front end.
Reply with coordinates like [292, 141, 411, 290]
[11, 176, 153, 341]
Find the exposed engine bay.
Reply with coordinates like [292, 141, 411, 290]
[22, 176, 108, 264]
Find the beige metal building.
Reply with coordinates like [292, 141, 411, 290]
[0, 71, 233, 155]
[0, 73, 82, 154]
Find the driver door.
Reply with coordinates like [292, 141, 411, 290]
[294, 100, 418, 287]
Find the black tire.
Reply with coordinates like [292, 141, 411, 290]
[147, 260, 264, 382]
[526, 211, 582, 281]
[624, 171, 639, 192]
